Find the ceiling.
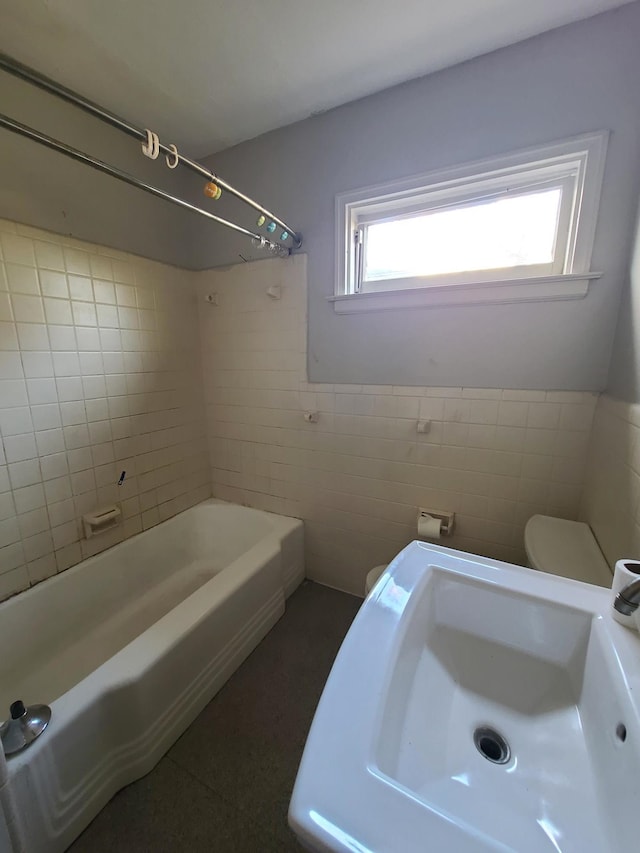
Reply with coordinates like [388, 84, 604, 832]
[0, 0, 634, 157]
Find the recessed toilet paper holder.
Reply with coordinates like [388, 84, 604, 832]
[418, 507, 455, 537]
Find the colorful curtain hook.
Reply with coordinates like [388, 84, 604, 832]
[204, 182, 222, 200]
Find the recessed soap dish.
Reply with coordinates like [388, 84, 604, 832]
[83, 505, 121, 538]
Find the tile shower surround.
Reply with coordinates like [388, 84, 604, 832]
[197, 256, 598, 595]
[0, 220, 209, 601]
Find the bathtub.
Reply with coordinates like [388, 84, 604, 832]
[0, 499, 304, 853]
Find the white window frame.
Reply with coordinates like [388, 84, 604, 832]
[331, 132, 607, 313]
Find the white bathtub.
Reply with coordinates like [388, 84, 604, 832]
[0, 499, 304, 852]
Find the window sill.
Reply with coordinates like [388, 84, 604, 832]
[328, 273, 602, 314]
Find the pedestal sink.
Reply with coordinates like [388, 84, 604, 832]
[289, 542, 640, 853]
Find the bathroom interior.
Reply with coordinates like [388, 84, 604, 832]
[1, 1, 640, 851]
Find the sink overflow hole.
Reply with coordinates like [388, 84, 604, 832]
[473, 726, 511, 765]
[616, 723, 627, 743]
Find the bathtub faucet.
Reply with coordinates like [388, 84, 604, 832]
[613, 578, 640, 616]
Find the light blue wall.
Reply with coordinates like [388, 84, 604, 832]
[605, 197, 640, 402]
[193, 3, 640, 390]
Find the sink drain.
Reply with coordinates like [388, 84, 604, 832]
[473, 726, 511, 765]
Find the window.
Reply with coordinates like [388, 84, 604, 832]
[332, 132, 607, 313]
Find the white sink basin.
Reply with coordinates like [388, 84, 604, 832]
[289, 542, 640, 853]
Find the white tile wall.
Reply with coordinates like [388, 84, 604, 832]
[0, 220, 210, 601]
[197, 256, 598, 595]
[581, 394, 640, 566]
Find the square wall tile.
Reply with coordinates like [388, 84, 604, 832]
[31, 404, 62, 431]
[27, 553, 57, 584]
[53, 352, 80, 377]
[0, 352, 23, 379]
[39, 270, 68, 298]
[93, 280, 115, 304]
[48, 325, 76, 350]
[40, 452, 69, 481]
[71, 301, 97, 326]
[35, 429, 65, 456]
[21, 352, 54, 379]
[18, 507, 50, 538]
[68, 276, 94, 302]
[44, 298, 73, 325]
[23, 530, 54, 562]
[17, 323, 49, 350]
[0, 379, 28, 408]
[8, 459, 41, 489]
[90, 256, 113, 280]
[0, 407, 33, 435]
[3, 433, 38, 463]
[1, 234, 35, 265]
[26, 378, 58, 405]
[13, 483, 46, 514]
[11, 294, 45, 323]
[64, 248, 91, 276]
[6, 264, 39, 295]
[34, 241, 65, 272]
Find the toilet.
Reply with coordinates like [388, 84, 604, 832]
[365, 565, 387, 595]
[524, 514, 612, 587]
[364, 514, 613, 595]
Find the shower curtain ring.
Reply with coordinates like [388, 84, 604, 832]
[165, 144, 179, 169]
[141, 129, 160, 159]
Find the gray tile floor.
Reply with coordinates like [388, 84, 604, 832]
[69, 581, 361, 852]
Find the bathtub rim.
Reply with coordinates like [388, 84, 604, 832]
[0, 497, 300, 615]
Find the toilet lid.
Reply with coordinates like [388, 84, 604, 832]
[524, 515, 612, 587]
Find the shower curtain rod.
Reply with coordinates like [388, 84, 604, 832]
[0, 113, 290, 252]
[0, 52, 302, 248]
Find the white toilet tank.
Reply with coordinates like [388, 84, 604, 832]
[524, 515, 612, 587]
